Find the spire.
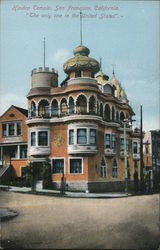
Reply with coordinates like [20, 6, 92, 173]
[112, 64, 115, 75]
[100, 57, 102, 71]
[43, 37, 46, 68]
[80, 11, 83, 45]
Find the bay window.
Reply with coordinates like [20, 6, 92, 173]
[90, 129, 96, 144]
[69, 129, 74, 145]
[77, 129, 87, 144]
[31, 132, 36, 146]
[38, 131, 48, 146]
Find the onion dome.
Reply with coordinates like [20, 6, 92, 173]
[96, 70, 109, 85]
[63, 45, 100, 74]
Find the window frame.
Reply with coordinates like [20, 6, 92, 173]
[90, 129, 96, 145]
[52, 157, 65, 175]
[2, 124, 7, 137]
[31, 132, 36, 146]
[8, 123, 15, 136]
[69, 129, 74, 145]
[77, 128, 87, 145]
[69, 157, 83, 175]
[38, 131, 48, 146]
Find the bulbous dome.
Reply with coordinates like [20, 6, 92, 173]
[63, 45, 100, 74]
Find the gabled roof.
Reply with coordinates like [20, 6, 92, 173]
[0, 105, 28, 119]
[12, 105, 28, 117]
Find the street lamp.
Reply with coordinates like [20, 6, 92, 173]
[123, 118, 136, 194]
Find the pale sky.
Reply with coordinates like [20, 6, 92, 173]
[0, 0, 159, 131]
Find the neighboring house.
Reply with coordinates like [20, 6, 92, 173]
[0, 105, 28, 179]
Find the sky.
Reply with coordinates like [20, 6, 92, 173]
[0, 0, 159, 131]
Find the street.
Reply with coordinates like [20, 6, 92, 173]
[0, 191, 160, 249]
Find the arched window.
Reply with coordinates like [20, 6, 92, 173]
[76, 95, 87, 114]
[69, 96, 74, 114]
[31, 101, 36, 117]
[116, 111, 119, 121]
[97, 103, 99, 115]
[112, 158, 118, 178]
[99, 157, 106, 177]
[100, 103, 103, 117]
[51, 99, 58, 116]
[60, 98, 67, 115]
[89, 96, 96, 114]
[38, 99, 50, 117]
[104, 104, 110, 121]
[120, 111, 125, 121]
[112, 106, 115, 121]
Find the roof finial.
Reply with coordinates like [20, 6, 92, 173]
[100, 57, 102, 70]
[112, 64, 115, 75]
[80, 11, 83, 45]
[44, 37, 46, 68]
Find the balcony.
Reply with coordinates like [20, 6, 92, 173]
[104, 148, 116, 156]
[29, 146, 51, 156]
[67, 77, 98, 86]
[68, 144, 98, 154]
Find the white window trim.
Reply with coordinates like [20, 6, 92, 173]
[51, 157, 66, 175]
[30, 128, 50, 147]
[68, 157, 83, 175]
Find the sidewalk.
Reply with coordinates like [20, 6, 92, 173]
[0, 185, 132, 198]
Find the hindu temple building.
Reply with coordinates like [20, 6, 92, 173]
[0, 42, 143, 192]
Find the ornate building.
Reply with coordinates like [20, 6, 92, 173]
[0, 44, 142, 192]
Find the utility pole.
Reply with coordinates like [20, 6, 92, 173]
[140, 105, 144, 192]
[124, 120, 128, 194]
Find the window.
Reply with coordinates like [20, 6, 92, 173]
[38, 99, 50, 117]
[69, 97, 74, 114]
[52, 159, 64, 174]
[111, 134, 116, 151]
[76, 95, 87, 114]
[9, 123, 15, 136]
[51, 99, 58, 116]
[120, 138, 129, 152]
[77, 129, 87, 144]
[90, 129, 96, 144]
[20, 145, 27, 159]
[31, 132, 36, 146]
[70, 158, 82, 174]
[10, 147, 16, 158]
[89, 96, 96, 114]
[31, 101, 36, 117]
[104, 104, 110, 121]
[112, 158, 118, 178]
[17, 122, 22, 136]
[100, 157, 106, 177]
[60, 98, 67, 115]
[75, 71, 81, 78]
[105, 134, 111, 148]
[133, 142, 138, 154]
[2, 124, 6, 136]
[69, 130, 74, 145]
[38, 131, 48, 146]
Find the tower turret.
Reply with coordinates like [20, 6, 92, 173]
[31, 67, 58, 88]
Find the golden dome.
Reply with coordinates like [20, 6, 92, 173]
[63, 45, 100, 74]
